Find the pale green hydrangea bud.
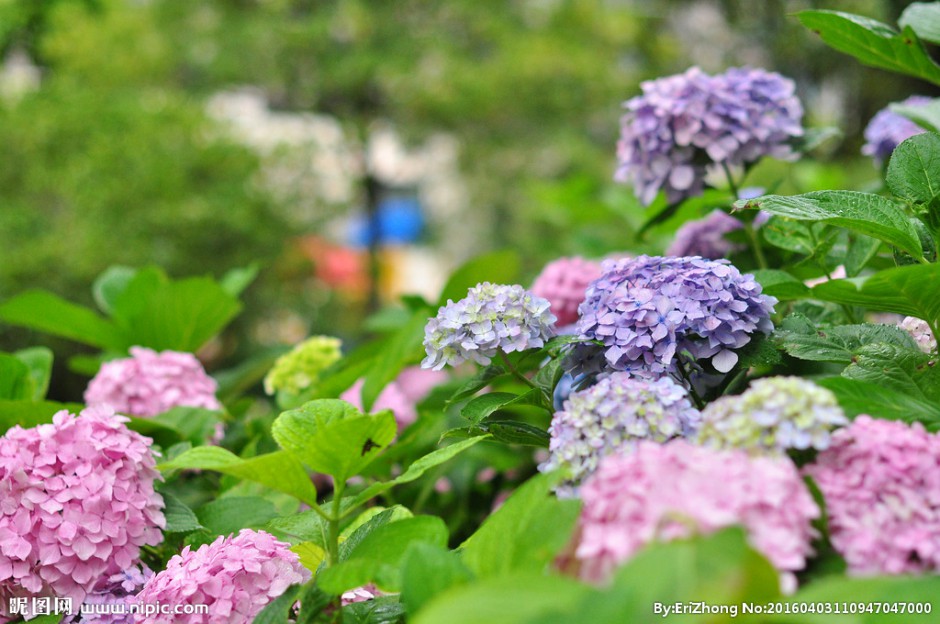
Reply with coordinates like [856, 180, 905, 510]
[264, 336, 342, 395]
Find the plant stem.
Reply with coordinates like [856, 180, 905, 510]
[327, 481, 345, 568]
[722, 162, 768, 270]
[498, 351, 539, 392]
[673, 358, 705, 409]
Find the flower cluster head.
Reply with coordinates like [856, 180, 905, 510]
[133, 529, 310, 624]
[805, 416, 940, 576]
[695, 377, 848, 455]
[570, 256, 776, 376]
[342, 584, 381, 606]
[340, 367, 445, 432]
[666, 209, 743, 259]
[900, 316, 937, 353]
[616, 66, 803, 205]
[531, 257, 603, 327]
[573, 440, 818, 587]
[0, 407, 164, 610]
[63, 566, 153, 624]
[539, 373, 700, 496]
[862, 96, 930, 165]
[263, 335, 343, 396]
[85, 347, 221, 418]
[422, 283, 555, 370]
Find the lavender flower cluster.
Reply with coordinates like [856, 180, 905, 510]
[616, 66, 803, 205]
[900, 316, 937, 353]
[569, 256, 776, 376]
[695, 377, 848, 455]
[422, 283, 555, 370]
[861, 96, 930, 165]
[539, 373, 699, 496]
[666, 209, 743, 259]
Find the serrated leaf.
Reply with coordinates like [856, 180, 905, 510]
[887, 132, 940, 205]
[735, 191, 924, 259]
[899, 2, 940, 45]
[818, 376, 940, 424]
[798, 10, 940, 85]
[776, 322, 919, 364]
[447, 365, 508, 405]
[161, 491, 203, 534]
[841, 343, 940, 405]
[339, 507, 414, 561]
[751, 269, 810, 301]
[811, 263, 940, 324]
[196, 496, 279, 536]
[484, 421, 550, 447]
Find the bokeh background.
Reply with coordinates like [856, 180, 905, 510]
[0, 0, 933, 400]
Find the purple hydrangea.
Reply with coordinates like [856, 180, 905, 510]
[666, 209, 744, 259]
[569, 256, 776, 377]
[862, 96, 931, 165]
[805, 416, 940, 576]
[573, 440, 819, 589]
[539, 373, 700, 496]
[531, 257, 603, 327]
[0, 407, 165, 612]
[63, 566, 153, 624]
[422, 283, 555, 370]
[133, 529, 310, 624]
[616, 66, 803, 205]
[695, 377, 848, 455]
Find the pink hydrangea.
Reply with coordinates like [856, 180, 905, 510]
[133, 529, 310, 624]
[899, 316, 937, 353]
[531, 257, 603, 327]
[573, 440, 818, 588]
[341, 584, 381, 606]
[0, 407, 165, 615]
[341, 366, 445, 431]
[805, 416, 940, 576]
[85, 347, 222, 418]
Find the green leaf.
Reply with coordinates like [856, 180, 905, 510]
[459, 472, 581, 578]
[891, 98, 940, 134]
[0, 400, 83, 433]
[735, 191, 924, 259]
[0, 353, 32, 400]
[220, 263, 260, 297]
[819, 376, 940, 424]
[401, 543, 474, 615]
[840, 343, 940, 407]
[361, 310, 429, 411]
[0, 290, 125, 350]
[532, 357, 564, 396]
[251, 585, 301, 624]
[347, 436, 489, 508]
[887, 132, 940, 205]
[317, 516, 448, 594]
[161, 491, 204, 534]
[798, 10, 940, 85]
[266, 510, 331, 548]
[790, 126, 843, 152]
[196, 496, 279, 536]
[447, 365, 508, 405]
[343, 595, 406, 624]
[776, 321, 919, 364]
[125, 415, 186, 449]
[461, 392, 524, 425]
[92, 265, 137, 316]
[153, 406, 224, 446]
[844, 234, 882, 277]
[899, 2, 940, 45]
[14, 347, 53, 401]
[751, 269, 810, 301]
[437, 250, 521, 306]
[272, 399, 397, 483]
[158, 447, 319, 506]
[811, 263, 940, 324]
[484, 421, 550, 447]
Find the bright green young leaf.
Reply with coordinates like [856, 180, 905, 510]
[266, 510, 330, 548]
[360, 310, 429, 411]
[0, 290, 126, 350]
[811, 264, 940, 328]
[891, 98, 940, 134]
[346, 436, 489, 508]
[317, 516, 448, 594]
[887, 132, 940, 207]
[339, 507, 414, 561]
[272, 399, 396, 483]
[0, 400, 83, 433]
[437, 250, 521, 306]
[751, 270, 810, 301]
[158, 447, 319, 507]
[798, 10, 940, 85]
[195, 496, 279, 536]
[0, 354, 32, 401]
[819, 377, 940, 424]
[401, 543, 474, 616]
[92, 265, 138, 316]
[899, 2, 940, 45]
[161, 491, 203, 534]
[775, 319, 919, 365]
[459, 472, 581, 578]
[14, 347, 53, 401]
[735, 191, 924, 259]
[219, 263, 260, 297]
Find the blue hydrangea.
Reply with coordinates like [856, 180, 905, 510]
[862, 96, 931, 165]
[539, 372, 700, 496]
[695, 376, 848, 454]
[568, 256, 776, 376]
[616, 66, 803, 205]
[421, 283, 556, 370]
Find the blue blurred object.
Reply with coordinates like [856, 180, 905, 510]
[348, 196, 424, 246]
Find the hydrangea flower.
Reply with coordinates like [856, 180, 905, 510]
[531, 257, 602, 327]
[900, 316, 937, 353]
[422, 283, 555, 370]
[569, 256, 775, 376]
[342, 584, 381, 606]
[85, 347, 221, 418]
[539, 373, 700, 496]
[573, 440, 818, 588]
[695, 377, 847, 455]
[616, 66, 803, 205]
[862, 96, 930, 164]
[133, 529, 310, 624]
[666, 210, 743, 259]
[63, 566, 153, 624]
[805, 416, 940, 575]
[0, 407, 165, 610]
[263, 336, 343, 396]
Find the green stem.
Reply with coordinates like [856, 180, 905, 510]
[674, 358, 705, 410]
[721, 162, 740, 200]
[722, 162, 768, 270]
[327, 481, 345, 568]
[498, 351, 540, 392]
